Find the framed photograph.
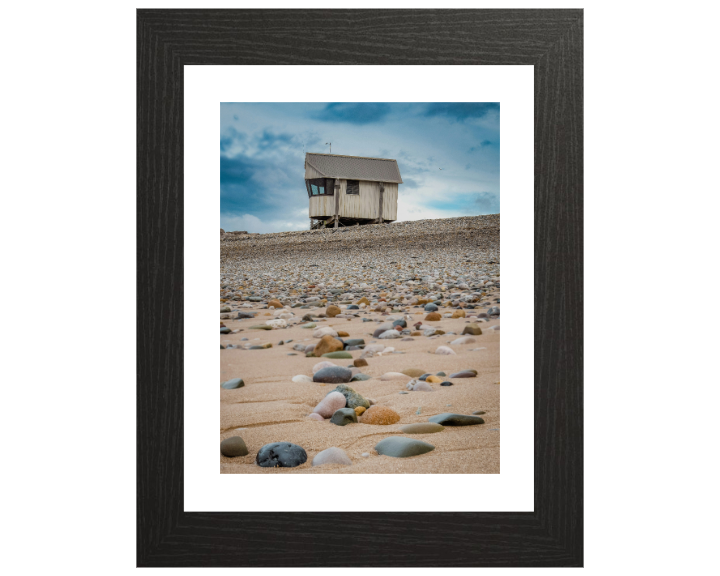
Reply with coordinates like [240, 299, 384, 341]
[138, 8, 583, 567]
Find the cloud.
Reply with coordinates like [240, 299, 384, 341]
[424, 102, 499, 122]
[468, 140, 495, 152]
[220, 127, 246, 153]
[472, 192, 500, 214]
[313, 102, 391, 124]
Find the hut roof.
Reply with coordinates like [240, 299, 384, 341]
[305, 153, 403, 184]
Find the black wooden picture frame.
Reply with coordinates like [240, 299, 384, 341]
[137, 9, 583, 567]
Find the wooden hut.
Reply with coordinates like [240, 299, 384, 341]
[304, 153, 402, 229]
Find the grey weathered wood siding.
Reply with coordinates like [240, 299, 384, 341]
[308, 178, 398, 221]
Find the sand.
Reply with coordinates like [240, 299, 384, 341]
[220, 308, 500, 474]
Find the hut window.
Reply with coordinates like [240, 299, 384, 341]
[346, 180, 359, 195]
[305, 178, 334, 197]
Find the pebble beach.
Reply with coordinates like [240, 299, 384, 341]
[220, 214, 500, 473]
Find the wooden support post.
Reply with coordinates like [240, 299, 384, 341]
[377, 183, 384, 224]
[334, 180, 340, 229]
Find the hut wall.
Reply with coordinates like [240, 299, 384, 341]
[308, 177, 398, 221]
[308, 195, 335, 218]
[382, 183, 398, 221]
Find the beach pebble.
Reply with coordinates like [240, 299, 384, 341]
[440, 381, 454, 386]
[221, 306, 232, 313]
[449, 370, 477, 378]
[328, 384, 370, 409]
[313, 391, 347, 417]
[360, 406, 401, 425]
[313, 326, 338, 339]
[407, 379, 433, 392]
[312, 447, 352, 466]
[435, 346, 456, 355]
[375, 437, 435, 458]
[379, 330, 402, 339]
[220, 327, 231, 334]
[428, 413, 485, 426]
[400, 423, 445, 434]
[462, 323, 483, 336]
[266, 318, 287, 329]
[313, 366, 353, 384]
[450, 336, 476, 345]
[221, 378, 244, 389]
[401, 368, 427, 378]
[220, 436, 248, 457]
[472, 410, 487, 415]
[326, 304, 342, 317]
[364, 344, 385, 354]
[361, 452, 370, 458]
[354, 406, 366, 416]
[313, 361, 336, 374]
[307, 413, 324, 421]
[353, 358, 368, 367]
[350, 373, 371, 382]
[380, 372, 411, 381]
[313, 334, 344, 356]
[424, 303, 438, 312]
[330, 408, 358, 426]
[425, 375, 442, 383]
[322, 351, 353, 359]
[256, 442, 308, 468]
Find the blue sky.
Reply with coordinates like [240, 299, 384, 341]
[220, 102, 499, 233]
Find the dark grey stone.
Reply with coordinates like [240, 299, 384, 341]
[424, 303, 438, 312]
[428, 413, 485, 426]
[256, 442, 307, 468]
[449, 370, 477, 378]
[330, 408, 358, 426]
[313, 366, 353, 384]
